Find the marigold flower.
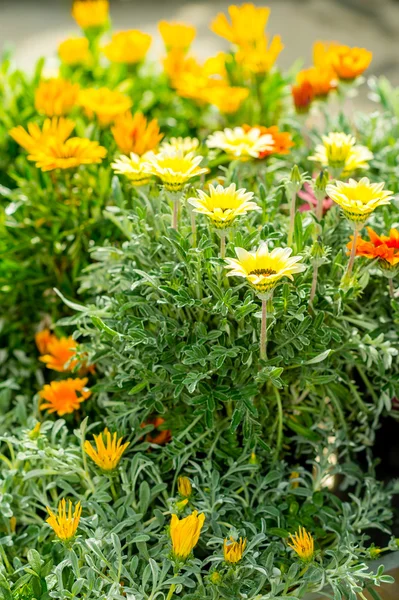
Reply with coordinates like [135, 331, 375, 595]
[103, 30, 152, 64]
[203, 86, 249, 114]
[326, 177, 393, 223]
[46, 499, 82, 541]
[188, 183, 258, 229]
[111, 152, 153, 186]
[224, 537, 247, 563]
[58, 37, 91, 66]
[111, 112, 163, 156]
[347, 227, 399, 270]
[28, 137, 106, 171]
[211, 3, 271, 47]
[158, 21, 196, 52]
[225, 243, 306, 293]
[242, 124, 293, 158]
[331, 45, 372, 80]
[309, 132, 373, 175]
[39, 378, 91, 416]
[84, 428, 130, 471]
[79, 87, 132, 126]
[287, 526, 314, 561]
[160, 137, 200, 155]
[35, 79, 79, 117]
[297, 66, 337, 98]
[72, 0, 109, 30]
[235, 34, 283, 74]
[292, 80, 314, 113]
[178, 476, 192, 498]
[207, 126, 275, 160]
[9, 118, 75, 152]
[144, 151, 208, 192]
[35, 328, 56, 355]
[170, 511, 205, 560]
[39, 335, 78, 371]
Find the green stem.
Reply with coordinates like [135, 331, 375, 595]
[389, 278, 395, 299]
[274, 388, 283, 458]
[288, 191, 296, 247]
[309, 263, 319, 305]
[172, 197, 179, 230]
[166, 583, 176, 600]
[220, 232, 226, 259]
[345, 225, 359, 280]
[190, 209, 197, 247]
[260, 298, 267, 360]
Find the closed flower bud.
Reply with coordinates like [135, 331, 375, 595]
[313, 170, 329, 202]
[178, 476, 192, 498]
[210, 571, 222, 584]
[284, 165, 305, 195]
[223, 537, 247, 563]
[249, 452, 258, 465]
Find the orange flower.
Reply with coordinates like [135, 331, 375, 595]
[35, 329, 56, 355]
[103, 30, 152, 64]
[79, 87, 133, 126]
[35, 79, 80, 117]
[211, 4, 271, 47]
[292, 80, 314, 113]
[331, 45, 372, 80]
[111, 112, 163, 155]
[243, 125, 293, 158]
[39, 378, 91, 416]
[39, 335, 78, 372]
[347, 227, 399, 269]
[313, 41, 341, 70]
[142, 416, 171, 445]
[297, 67, 337, 98]
[203, 86, 249, 114]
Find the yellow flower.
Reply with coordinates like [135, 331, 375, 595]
[144, 151, 208, 192]
[326, 177, 393, 223]
[206, 127, 275, 160]
[58, 37, 91, 66]
[211, 3, 271, 47]
[188, 183, 259, 229]
[28, 137, 106, 171]
[160, 137, 200, 155]
[235, 34, 283, 74]
[309, 132, 373, 175]
[287, 527, 314, 561]
[202, 86, 249, 114]
[39, 378, 91, 416]
[158, 21, 196, 52]
[46, 499, 82, 541]
[84, 428, 130, 471]
[111, 112, 163, 155]
[35, 79, 79, 117]
[111, 152, 153, 186]
[29, 422, 42, 440]
[79, 87, 133, 126]
[10, 517, 17, 533]
[9, 117, 75, 152]
[289, 471, 300, 489]
[223, 537, 247, 563]
[170, 511, 205, 560]
[103, 30, 152, 64]
[225, 243, 306, 294]
[178, 476, 192, 498]
[72, 0, 109, 30]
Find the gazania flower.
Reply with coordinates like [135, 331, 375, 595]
[178, 476, 192, 498]
[142, 416, 172, 445]
[202, 86, 249, 114]
[188, 183, 259, 229]
[103, 30, 152, 64]
[28, 137, 106, 171]
[35, 79, 79, 117]
[72, 0, 109, 30]
[242, 125, 293, 158]
[79, 87, 133, 126]
[160, 137, 200, 154]
[111, 112, 163, 155]
[39, 378, 91, 416]
[207, 127, 275, 160]
[9, 117, 75, 152]
[292, 80, 314, 113]
[170, 511, 205, 561]
[347, 227, 399, 270]
[326, 178, 393, 223]
[224, 537, 247, 563]
[297, 66, 337, 98]
[309, 132, 373, 176]
[39, 335, 78, 371]
[111, 152, 153, 186]
[211, 3, 271, 47]
[35, 328, 56, 355]
[331, 45, 372, 80]
[46, 499, 82, 541]
[58, 37, 91, 66]
[235, 34, 283, 74]
[287, 527, 314, 561]
[84, 429, 130, 471]
[225, 243, 306, 294]
[144, 151, 208, 193]
[313, 40, 341, 70]
[158, 21, 196, 52]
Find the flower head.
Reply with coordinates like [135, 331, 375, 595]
[326, 177, 393, 223]
[142, 416, 172, 445]
[111, 112, 163, 155]
[39, 378, 91, 416]
[170, 511, 205, 560]
[35, 328, 55, 354]
[160, 137, 200, 155]
[347, 227, 399, 271]
[309, 132, 373, 175]
[292, 81, 314, 113]
[103, 30, 152, 64]
[144, 151, 208, 192]
[79, 87, 133, 126]
[297, 66, 337, 98]
[72, 0, 109, 30]
[159, 21, 196, 52]
[225, 243, 306, 294]
[28, 137, 106, 171]
[287, 527, 314, 561]
[46, 499, 82, 541]
[39, 335, 78, 371]
[111, 152, 153, 186]
[224, 537, 247, 563]
[202, 86, 249, 114]
[331, 45, 372, 80]
[178, 476, 192, 498]
[242, 125, 293, 158]
[207, 126, 275, 160]
[235, 34, 283, 74]
[9, 117, 75, 152]
[58, 37, 91, 65]
[35, 79, 79, 116]
[211, 4, 271, 47]
[188, 183, 258, 229]
[84, 429, 130, 471]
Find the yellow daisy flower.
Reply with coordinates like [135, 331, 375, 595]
[84, 429, 130, 471]
[287, 527, 314, 561]
[309, 132, 373, 176]
[111, 112, 163, 155]
[158, 21, 196, 52]
[188, 183, 259, 229]
[235, 34, 284, 74]
[79, 87, 133, 126]
[160, 137, 200, 155]
[143, 151, 208, 192]
[103, 30, 152, 64]
[111, 152, 153, 186]
[206, 127, 275, 160]
[202, 86, 249, 114]
[224, 537, 247, 563]
[28, 137, 107, 171]
[58, 38, 91, 66]
[211, 3, 271, 47]
[170, 511, 205, 561]
[326, 177, 393, 223]
[9, 117, 75, 152]
[72, 0, 109, 30]
[35, 79, 80, 117]
[46, 499, 82, 541]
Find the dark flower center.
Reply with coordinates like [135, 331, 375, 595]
[249, 268, 277, 276]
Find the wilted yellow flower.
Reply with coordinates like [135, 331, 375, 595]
[207, 127, 275, 160]
[10, 516, 17, 533]
[225, 243, 306, 294]
[224, 537, 247, 563]
[111, 112, 163, 155]
[46, 499, 82, 541]
[79, 87, 133, 126]
[178, 476, 192, 498]
[35, 79, 79, 117]
[289, 471, 300, 489]
[170, 511, 205, 560]
[326, 178, 393, 223]
[235, 34, 283, 74]
[203, 86, 249, 114]
[188, 183, 259, 229]
[58, 37, 91, 66]
[144, 151, 208, 192]
[160, 137, 200, 154]
[84, 429, 130, 471]
[211, 3, 270, 47]
[39, 378, 91, 416]
[28, 137, 106, 171]
[158, 21, 196, 52]
[287, 527, 314, 561]
[111, 152, 153, 186]
[72, 0, 109, 30]
[309, 132, 373, 176]
[9, 117, 75, 152]
[103, 30, 152, 64]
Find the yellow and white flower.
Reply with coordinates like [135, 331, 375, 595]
[143, 150, 208, 192]
[188, 183, 259, 228]
[160, 137, 200, 155]
[309, 132, 373, 175]
[326, 177, 393, 223]
[111, 152, 153, 186]
[206, 127, 274, 160]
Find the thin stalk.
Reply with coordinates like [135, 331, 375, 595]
[274, 388, 283, 458]
[316, 195, 324, 221]
[220, 232, 226, 259]
[345, 226, 359, 280]
[166, 583, 176, 600]
[260, 298, 267, 360]
[309, 263, 319, 305]
[172, 196, 179, 230]
[190, 209, 197, 247]
[287, 191, 296, 247]
[389, 278, 395, 299]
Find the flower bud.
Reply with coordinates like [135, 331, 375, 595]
[313, 170, 329, 202]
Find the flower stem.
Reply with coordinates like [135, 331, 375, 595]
[260, 298, 267, 360]
[316, 195, 323, 221]
[389, 278, 395, 299]
[288, 191, 296, 247]
[345, 226, 359, 280]
[309, 263, 319, 305]
[166, 583, 176, 600]
[172, 196, 179, 230]
[220, 232, 226, 259]
[190, 209, 197, 247]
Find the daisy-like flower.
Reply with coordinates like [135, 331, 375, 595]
[206, 127, 275, 160]
[177, 476, 192, 498]
[202, 86, 249, 114]
[58, 37, 91, 66]
[297, 66, 337, 98]
[224, 537, 247, 563]
[72, 0, 109, 30]
[211, 3, 271, 47]
[158, 21, 196, 52]
[39, 334, 78, 371]
[84, 429, 130, 471]
[170, 511, 205, 561]
[111, 152, 153, 186]
[331, 45, 372, 81]
[160, 137, 200, 155]
[292, 80, 314, 113]
[225, 243, 306, 294]
[46, 499, 82, 542]
[9, 117, 75, 152]
[287, 527, 315, 561]
[326, 178, 393, 223]
[39, 378, 91, 416]
[235, 34, 284, 74]
[309, 132, 373, 176]
[242, 124, 293, 158]
[111, 112, 163, 155]
[143, 150, 208, 193]
[28, 137, 106, 171]
[35, 79, 80, 117]
[141, 416, 172, 445]
[35, 329, 55, 355]
[188, 183, 259, 229]
[79, 87, 133, 126]
[103, 30, 152, 65]
[347, 227, 399, 271]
